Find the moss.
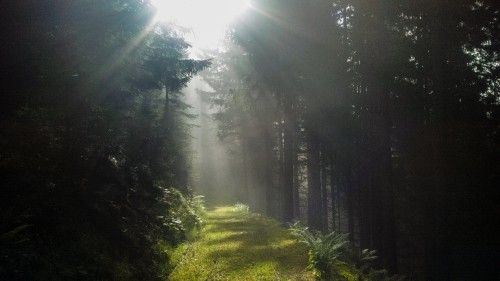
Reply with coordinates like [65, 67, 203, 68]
[168, 206, 314, 280]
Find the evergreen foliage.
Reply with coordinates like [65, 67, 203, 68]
[0, 0, 208, 280]
[1, 0, 499, 279]
[203, 0, 500, 279]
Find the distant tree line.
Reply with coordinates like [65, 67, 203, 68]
[201, 0, 500, 279]
[0, 1, 208, 280]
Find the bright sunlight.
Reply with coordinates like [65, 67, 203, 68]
[151, 0, 249, 48]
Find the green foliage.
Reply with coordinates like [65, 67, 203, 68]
[289, 223, 402, 281]
[0, 0, 208, 280]
[351, 250, 404, 281]
[159, 188, 204, 241]
[189, 195, 207, 219]
[290, 223, 350, 280]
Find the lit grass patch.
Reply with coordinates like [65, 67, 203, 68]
[168, 206, 314, 280]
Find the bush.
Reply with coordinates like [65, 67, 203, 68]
[157, 188, 204, 242]
[152, 190, 206, 277]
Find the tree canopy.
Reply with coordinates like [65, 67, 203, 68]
[0, 1, 208, 280]
[199, 0, 500, 279]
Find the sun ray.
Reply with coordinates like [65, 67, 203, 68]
[150, 0, 249, 48]
[92, 15, 158, 84]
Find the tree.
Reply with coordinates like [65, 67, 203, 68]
[0, 1, 208, 280]
[190, 0, 500, 278]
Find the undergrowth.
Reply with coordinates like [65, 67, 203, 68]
[156, 192, 206, 277]
[290, 223, 403, 281]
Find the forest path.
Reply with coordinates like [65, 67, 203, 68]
[168, 206, 314, 280]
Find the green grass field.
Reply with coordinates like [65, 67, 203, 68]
[168, 206, 315, 281]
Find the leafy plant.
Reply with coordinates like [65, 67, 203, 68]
[0, 224, 32, 244]
[289, 223, 403, 281]
[157, 188, 204, 241]
[356, 249, 379, 273]
[290, 223, 350, 280]
[189, 195, 207, 219]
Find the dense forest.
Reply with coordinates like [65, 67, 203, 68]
[1, 0, 499, 280]
[0, 1, 209, 280]
[199, 0, 500, 280]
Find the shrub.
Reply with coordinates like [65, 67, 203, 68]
[156, 187, 205, 242]
[189, 195, 207, 220]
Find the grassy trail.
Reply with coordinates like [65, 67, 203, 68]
[168, 206, 315, 281]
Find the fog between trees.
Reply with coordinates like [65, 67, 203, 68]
[0, 0, 498, 280]
[190, 1, 500, 280]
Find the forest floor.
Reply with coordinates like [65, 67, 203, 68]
[168, 206, 315, 281]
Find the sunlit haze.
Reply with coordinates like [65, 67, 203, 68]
[151, 0, 249, 49]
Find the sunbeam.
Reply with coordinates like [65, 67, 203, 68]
[151, 0, 249, 48]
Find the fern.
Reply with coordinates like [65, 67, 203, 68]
[0, 224, 32, 244]
[290, 223, 350, 280]
[289, 223, 403, 281]
[357, 249, 378, 273]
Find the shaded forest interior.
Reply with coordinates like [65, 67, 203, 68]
[1, 0, 499, 280]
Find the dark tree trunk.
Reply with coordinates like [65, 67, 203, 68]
[329, 158, 336, 232]
[345, 164, 355, 243]
[293, 144, 300, 220]
[278, 109, 284, 216]
[242, 138, 250, 204]
[363, 74, 398, 273]
[425, 2, 450, 279]
[362, 67, 398, 272]
[282, 91, 295, 222]
[373, 124, 398, 273]
[264, 131, 274, 217]
[380, 92, 398, 274]
[358, 162, 372, 250]
[321, 148, 328, 233]
[307, 131, 322, 230]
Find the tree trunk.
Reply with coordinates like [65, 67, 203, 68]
[293, 144, 300, 220]
[321, 148, 328, 233]
[242, 138, 250, 204]
[329, 158, 336, 232]
[358, 162, 372, 250]
[307, 131, 322, 230]
[282, 91, 295, 222]
[380, 91, 398, 273]
[425, 1, 450, 279]
[345, 164, 355, 242]
[264, 131, 274, 217]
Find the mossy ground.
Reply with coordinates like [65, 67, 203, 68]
[168, 206, 315, 280]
